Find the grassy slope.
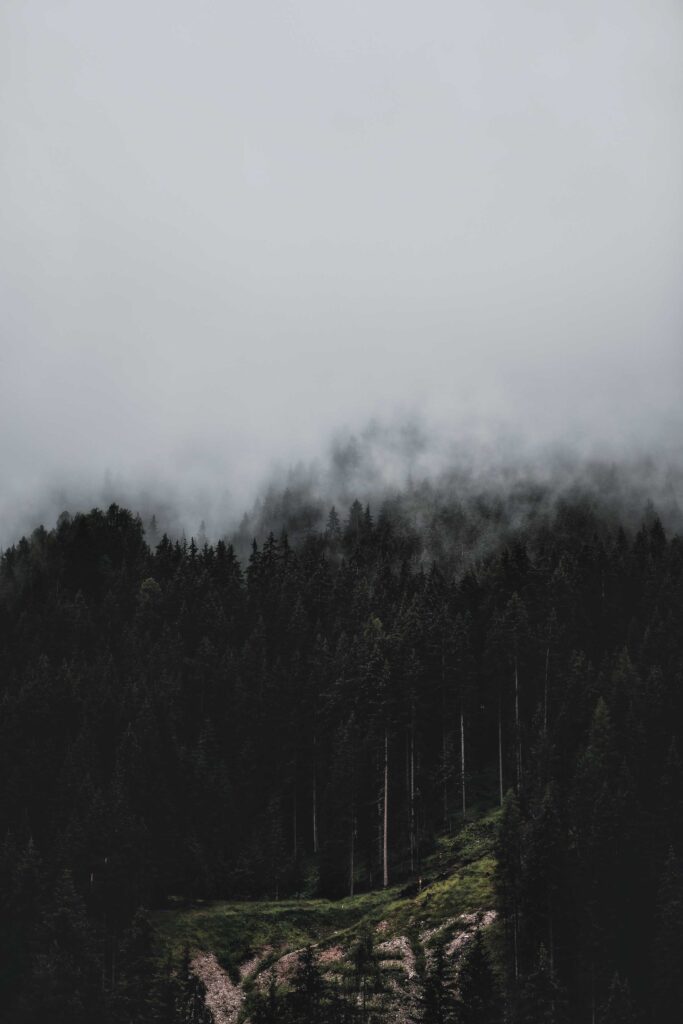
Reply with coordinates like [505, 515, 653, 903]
[154, 806, 500, 978]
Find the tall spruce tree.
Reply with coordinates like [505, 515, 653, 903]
[455, 930, 501, 1024]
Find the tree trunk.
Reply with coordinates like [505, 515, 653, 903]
[441, 649, 448, 826]
[377, 745, 383, 876]
[549, 901, 554, 975]
[514, 656, 522, 790]
[293, 788, 297, 861]
[349, 806, 355, 897]
[460, 708, 466, 819]
[513, 910, 519, 982]
[410, 716, 416, 873]
[312, 768, 318, 855]
[498, 697, 504, 806]
[544, 643, 550, 734]
[383, 728, 389, 888]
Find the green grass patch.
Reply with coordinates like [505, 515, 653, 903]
[153, 804, 501, 977]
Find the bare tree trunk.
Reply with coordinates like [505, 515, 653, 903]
[544, 643, 550, 734]
[410, 716, 416, 873]
[350, 730, 356, 896]
[377, 744, 383, 875]
[405, 729, 410, 799]
[460, 708, 466, 819]
[513, 911, 519, 982]
[514, 656, 522, 790]
[441, 649, 448, 826]
[293, 787, 297, 862]
[312, 769, 318, 855]
[498, 696, 504, 806]
[549, 901, 554, 975]
[349, 806, 355, 897]
[102, 913, 107, 991]
[383, 728, 389, 888]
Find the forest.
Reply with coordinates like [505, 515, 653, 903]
[1, 489, 682, 1023]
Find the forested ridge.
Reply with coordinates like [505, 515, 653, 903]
[1, 493, 682, 1022]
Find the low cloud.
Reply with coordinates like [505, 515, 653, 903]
[1, 1, 681, 545]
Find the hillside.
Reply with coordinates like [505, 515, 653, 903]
[1, 495, 682, 1021]
[155, 809, 500, 1023]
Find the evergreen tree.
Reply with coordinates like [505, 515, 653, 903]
[28, 869, 104, 1024]
[252, 975, 285, 1024]
[347, 927, 385, 1022]
[0, 496, 681, 1023]
[653, 849, 683, 1023]
[420, 940, 454, 1024]
[287, 946, 326, 1024]
[598, 973, 634, 1024]
[495, 791, 522, 984]
[455, 930, 501, 1024]
[517, 945, 564, 1024]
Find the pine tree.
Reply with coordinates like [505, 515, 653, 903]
[326, 507, 342, 548]
[347, 927, 385, 1022]
[653, 849, 683, 1023]
[598, 973, 634, 1024]
[455, 930, 501, 1024]
[517, 945, 564, 1024]
[112, 906, 158, 1022]
[520, 784, 563, 976]
[495, 790, 522, 984]
[252, 975, 284, 1024]
[287, 946, 326, 1024]
[29, 868, 104, 1023]
[420, 940, 454, 1024]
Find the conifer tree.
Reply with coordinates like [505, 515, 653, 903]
[455, 930, 501, 1024]
[598, 973, 634, 1024]
[347, 927, 385, 1022]
[420, 940, 454, 1024]
[653, 849, 683, 1023]
[517, 945, 564, 1024]
[288, 946, 326, 1024]
[496, 791, 522, 984]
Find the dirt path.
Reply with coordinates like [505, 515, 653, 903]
[191, 952, 244, 1024]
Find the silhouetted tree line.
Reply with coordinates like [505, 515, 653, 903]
[0, 497, 682, 1021]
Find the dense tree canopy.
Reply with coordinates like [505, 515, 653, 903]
[1, 494, 682, 1021]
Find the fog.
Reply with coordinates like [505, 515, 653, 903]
[1, 1, 682, 544]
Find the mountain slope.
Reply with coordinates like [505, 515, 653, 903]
[154, 809, 500, 1022]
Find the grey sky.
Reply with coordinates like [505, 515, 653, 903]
[1, 1, 682, 541]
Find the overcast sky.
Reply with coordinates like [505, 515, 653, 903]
[1, 1, 682, 540]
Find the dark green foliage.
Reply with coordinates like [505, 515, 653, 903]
[495, 791, 522, 985]
[288, 946, 327, 1023]
[516, 945, 564, 1024]
[111, 907, 161, 1023]
[598, 973, 635, 1024]
[653, 850, 683, 1023]
[346, 927, 386, 1022]
[252, 977, 285, 1024]
[419, 941, 454, 1024]
[249, 949, 352, 1024]
[0, 496, 682, 1021]
[455, 930, 501, 1024]
[28, 868, 105, 1023]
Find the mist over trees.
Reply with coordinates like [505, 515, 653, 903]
[4, 428, 683, 555]
[1, 483, 682, 1021]
[2, 1, 681, 1019]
